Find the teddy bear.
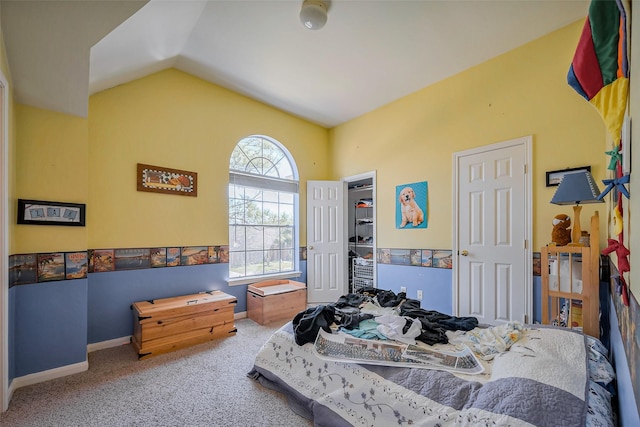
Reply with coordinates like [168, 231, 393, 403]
[551, 214, 571, 246]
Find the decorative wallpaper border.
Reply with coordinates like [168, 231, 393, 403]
[88, 246, 230, 273]
[376, 248, 453, 269]
[9, 252, 88, 287]
[375, 248, 542, 274]
[8, 245, 316, 288]
[533, 252, 541, 276]
[9, 246, 540, 287]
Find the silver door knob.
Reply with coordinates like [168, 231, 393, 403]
[460, 250, 469, 256]
[308, 246, 314, 250]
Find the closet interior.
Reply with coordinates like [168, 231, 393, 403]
[347, 178, 376, 292]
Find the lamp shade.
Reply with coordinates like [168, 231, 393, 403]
[300, 0, 327, 30]
[550, 171, 604, 205]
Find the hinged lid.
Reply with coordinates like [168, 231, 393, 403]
[247, 279, 306, 297]
[132, 290, 236, 321]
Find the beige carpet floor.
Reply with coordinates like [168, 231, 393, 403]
[0, 318, 314, 427]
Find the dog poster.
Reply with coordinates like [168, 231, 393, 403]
[396, 181, 428, 229]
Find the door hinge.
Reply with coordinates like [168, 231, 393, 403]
[524, 164, 527, 174]
[524, 314, 529, 324]
[524, 240, 527, 249]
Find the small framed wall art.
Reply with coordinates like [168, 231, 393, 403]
[17, 199, 86, 226]
[137, 163, 198, 196]
[545, 166, 591, 187]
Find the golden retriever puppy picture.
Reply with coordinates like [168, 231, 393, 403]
[396, 182, 428, 228]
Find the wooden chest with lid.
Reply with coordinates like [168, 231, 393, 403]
[131, 290, 236, 359]
[247, 279, 306, 325]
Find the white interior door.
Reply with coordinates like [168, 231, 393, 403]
[306, 181, 347, 303]
[453, 136, 532, 325]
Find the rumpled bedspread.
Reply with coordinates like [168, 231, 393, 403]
[249, 322, 590, 427]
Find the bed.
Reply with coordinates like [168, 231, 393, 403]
[249, 290, 616, 427]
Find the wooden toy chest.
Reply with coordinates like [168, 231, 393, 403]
[131, 290, 237, 359]
[247, 280, 306, 325]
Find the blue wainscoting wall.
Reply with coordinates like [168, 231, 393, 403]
[379, 265, 543, 324]
[88, 263, 233, 344]
[8, 286, 14, 380]
[9, 262, 308, 381]
[533, 275, 542, 324]
[11, 279, 88, 378]
[377, 264, 452, 314]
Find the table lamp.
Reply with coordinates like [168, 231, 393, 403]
[550, 170, 603, 245]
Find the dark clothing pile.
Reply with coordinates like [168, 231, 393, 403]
[291, 288, 478, 347]
[292, 305, 336, 346]
[399, 299, 478, 345]
[375, 289, 406, 307]
[332, 292, 374, 329]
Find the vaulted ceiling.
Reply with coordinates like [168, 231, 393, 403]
[1, 0, 588, 128]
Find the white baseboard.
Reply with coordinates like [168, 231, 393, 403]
[87, 336, 131, 353]
[9, 360, 88, 393]
[234, 311, 247, 320]
[7, 379, 15, 406]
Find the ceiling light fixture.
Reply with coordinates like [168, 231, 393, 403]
[300, 0, 328, 30]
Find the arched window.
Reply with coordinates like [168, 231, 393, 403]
[228, 135, 299, 283]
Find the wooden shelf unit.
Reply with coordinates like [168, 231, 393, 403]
[541, 211, 600, 338]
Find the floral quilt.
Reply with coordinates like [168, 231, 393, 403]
[249, 322, 611, 427]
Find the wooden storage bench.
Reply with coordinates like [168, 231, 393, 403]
[247, 280, 306, 325]
[131, 290, 237, 359]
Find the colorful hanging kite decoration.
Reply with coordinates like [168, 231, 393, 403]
[605, 145, 621, 170]
[597, 174, 630, 200]
[568, 0, 631, 306]
[598, 157, 631, 305]
[597, 155, 631, 305]
[610, 273, 629, 305]
[567, 0, 630, 141]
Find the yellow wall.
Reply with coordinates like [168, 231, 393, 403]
[88, 69, 330, 248]
[13, 105, 88, 253]
[330, 20, 607, 251]
[7, 20, 613, 255]
[0, 20, 9, 81]
[1, 20, 17, 254]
